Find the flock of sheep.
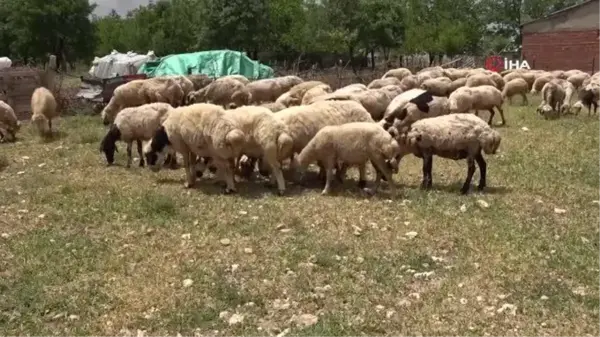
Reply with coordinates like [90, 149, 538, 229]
[0, 66, 598, 196]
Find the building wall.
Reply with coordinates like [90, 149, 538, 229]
[522, 30, 599, 72]
[522, 0, 599, 33]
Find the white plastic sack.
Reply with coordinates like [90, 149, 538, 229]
[0, 57, 12, 70]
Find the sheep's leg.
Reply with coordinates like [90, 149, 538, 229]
[487, 108, 495, 125]
[137, 140, 145, 167]
[497, 106, 506, 125]
[357, 163, 367, 189]
[521, 93, 528, 106]
[475, 152, 487, 191]
[370, 156, 395, 192]
[183, 152, 197, 188]
[508, 96, 513, 105]
[421, 153, 433, 190]
[126, 142, 133, 168]
[335, 163, 348, 183]
[269, 160, 286, 196]
[216, 159, 237, 194]
[460, 156, 476, 195]
[48, 119, 52, 135]
[321, 167, 335, 195]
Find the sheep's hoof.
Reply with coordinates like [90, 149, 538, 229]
[460, 186, 470, 195]
[223, 188, 237, 195]
[357, 180, 367, 189]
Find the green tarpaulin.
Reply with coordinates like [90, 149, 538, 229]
[137, 49, 274, 80]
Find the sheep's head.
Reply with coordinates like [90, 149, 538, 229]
[99, 125, 121, 165]
[144, 126, 171, 172]
[100, 102, 118, 126]
[572, 101, 584, 114]
[31, 114, 49, 135]
[560, 103, 571, 114]
[540, 104, 553, 115]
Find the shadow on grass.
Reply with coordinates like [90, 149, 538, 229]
[38, 130, 68, 143]
[403, 181, 513, 195]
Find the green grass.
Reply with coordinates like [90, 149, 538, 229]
[0, 96, 598, 335]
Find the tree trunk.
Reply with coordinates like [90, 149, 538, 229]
[370, 49, 375, 70]
[348, 45, 357, 74]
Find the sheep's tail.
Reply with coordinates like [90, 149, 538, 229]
[277, 132, 294, 160]
[480, 128, 501, 155]
[99, 123, 121, 152]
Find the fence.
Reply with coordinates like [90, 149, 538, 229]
[0, 67, 43, 120]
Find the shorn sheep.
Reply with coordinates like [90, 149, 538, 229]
[537, 80, 566, 118]
[99, 102, 174, 168]
[144, 103, 246, 194]
[186, 77, 252, 109]
[449, 85, 506, 125]
[295, 122, 400, 195]
[30, 86, 59, 136]
[390, 113, 502, 194]
[502, 78, 529, 106]
[0, 91, 19, 142]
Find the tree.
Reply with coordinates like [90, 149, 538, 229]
[358, 0, 405, 67]
[2, 0, 97, 67]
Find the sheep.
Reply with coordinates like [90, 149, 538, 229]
[186, 74, 214, 91]
[560, 81, 577, 114]
[466, 73, 496, 88]
[334, 83, 368, 95]
[392, 96, 451, 134]
[382, 68, 412, 81]
[185, 77, 252, 109]
[143, 103, 245, 193]
[0, 93, 19, 142]
[399, 75, 420, 91]
[260, 101, 287, 112]
[488, 72, 505, 90]
[165, 75, 195, 96]
[246, 78, 285, 104]
[537, 80, 566, 118]
[502, 78, 529, 106]
[301, 84, 332, 105]
[275, 81, 327, 107]
[550, 70, 565, 79]
[275, 75, 304, 92]
[443, 68, 471, 81]
[390, 113, 502, 194]
[216, 106, 294, 195]
[30, 87, 59, 136]
[295, 122, 400, 195]
[420, 77, 452, 96]
[99, 102, 174, 168]
[566, 72, 590, 90]
[380, 89, 432, 128]
[221, 74, 250, 85]
[367, 77, 402, 89]
[530, 74, 555, 94]
[572, 81, 599, 115]
[101, 77, 184, 125]
[313, 87, 400, 121]
[449, 78, 467, 93]
[448, 85, 506, 125]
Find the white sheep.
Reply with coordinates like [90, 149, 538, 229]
[260, 101, 287, 112]
[0, 93, 19, 142]
[295, 122, 400, 194]
[143, 103, 246, 193]
[392, 96, 451, 133]
[30, 87, 59, 136]
[380, 89, 432, 128]
[466, 73, 496, 88]
[186, 77, 252, 109]
[572, 80, 599, 115]
[216, 106, 294, 195]
[443, 68, 471, 81]
[449, 85, 506, 125]
[99, 102, 174, 168]
[334, 83, 368, 95]
[367, 77, 402, 89]
[186, 74, 214, 91]
[420, 77, 452, 96]
[312, 87, 400, 121]
[502, 78, 529, 106]
[221, 74, 250, 85]
[566, 72, 590, 90]
[390, 113, 502, 194]
[560, 81, 576, 114]
[301, 84, 332, 105]
[101, 77, 184, 125]
[246, 78, 284, 104]
[537, 80, 566, 118]
[399, 75, 421, 91]
[449, 78, 467, 93]
[530, 73, 555, 94]
[275, 81, 328, 107]
[382, 68, 412, 81]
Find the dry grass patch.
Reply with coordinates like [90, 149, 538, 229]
[0, 96, 598, 335]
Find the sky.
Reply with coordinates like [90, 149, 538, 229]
[92, 0, 151, 16]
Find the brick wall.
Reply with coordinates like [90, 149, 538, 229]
[522, 29, 600, 72]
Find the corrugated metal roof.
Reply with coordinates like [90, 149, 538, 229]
[520, 0, 598, 27]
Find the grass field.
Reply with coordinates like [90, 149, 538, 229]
[0, 96, 598, 336]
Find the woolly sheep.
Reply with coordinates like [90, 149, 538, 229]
[0, 93, 19, 142]
[380, 89, 431, 127]
[443, 68, 470, 81]
[563, 69, 584, 78]
[530, 74, 555, 94]
[566, 72, 590, 89]
[295, 122, 400, 194]
[275, 75, 304, 92]
[537, 80, 566, 118]
[560, 81, 576, 114]
[399, 75, 420, 91]
[392, 96, 451, 134]
[275, 81, 327, 107]
[143, 103, 246, 193]
[390, 113, 502, 194]
[99, 102, 174, 168]
[367, 77, 402, 89]
[301, 84, 332, 105]
[502, 78, 529, 106]
[420, 77, 452, 96]
[488, 72, 505, 90]
[186, 74, 213, 91]
[185, 77, 252, 109]
[246, 78, 285, 104]
[334, 83, 368, 95]
[382, 68, 412, 81]
[466, 73, 496, 88]
[165, 75, 195, 96]
[313, 87, 400, 121]
[31, 87, 59, 136]
[550, 70, 565, 79]
[221, 75, 250, 85]
[217, 106, 294, 195]
[260, 101, 287, 112]
[449, 85, 506, 125]
[101, 77, 184, 125]
[449, 78, 467, 93]
[572, 81, 599, 115]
